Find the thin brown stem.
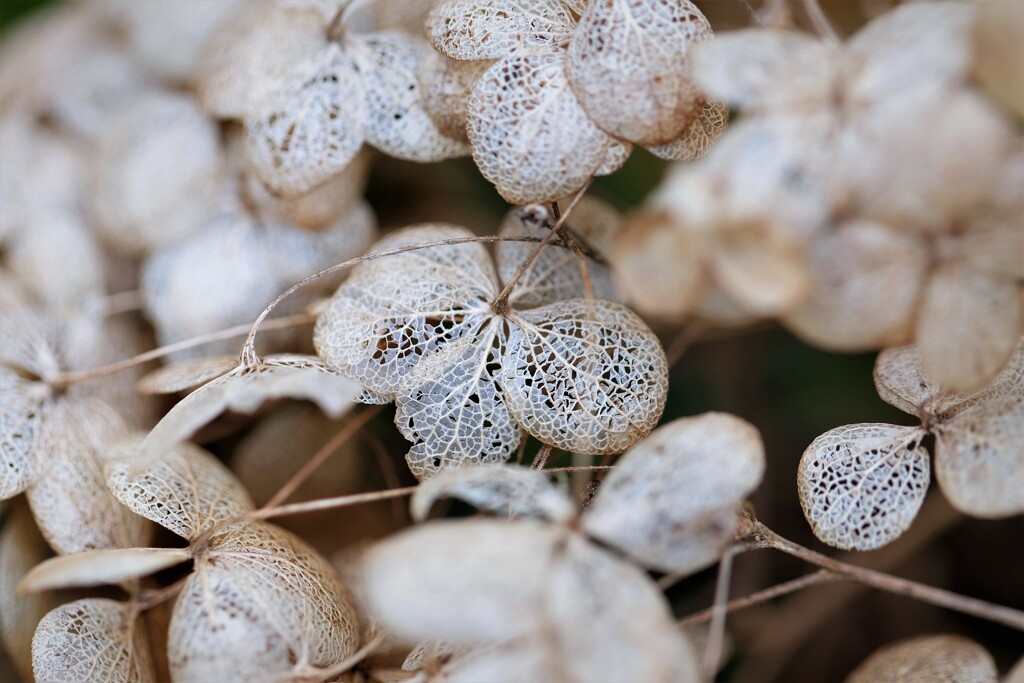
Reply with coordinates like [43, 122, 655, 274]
[248, 487, 417, 522]
[752, 522, 1024, 631]
[491, 180, 593, 313]
[544, 465, 614, 473]
[241, 235, 566, 365]
[677, 570, 838, 628]
[702, 546, 738, 679]
[95, 289, 145, 316]
[530, 444, 554, 470]
[666, 322, 707, 368]
[52, 312, 315, 387]
[134, 574, 190, 613]
[263, 405, 383, 510]
[799, 0, 839, 42]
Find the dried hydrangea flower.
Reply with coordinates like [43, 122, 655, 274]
[798, 341, 1024, 551]
[844, 635, 998, 683]
[428, 0, 725, 203]
[314, 222, 668, 478]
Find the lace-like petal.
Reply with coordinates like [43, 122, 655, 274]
[427, 0, 575, 60]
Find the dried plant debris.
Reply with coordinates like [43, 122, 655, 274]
[799, 341, 1024, 550]
[844, 635, 997, 683]
[315, 223, 668, 478]
[428, 0, 725, 203]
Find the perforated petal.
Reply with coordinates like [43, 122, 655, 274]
[350, 32, 469, 162]
[689, 29, 835, 110]
[497, 203, 618, 308]
[645, 99, 728, 162]
[502, 299, 668, 454]
[396, 322, 521, 479]
[244, 45, 366, 197]
[136, 355, 361, 468]
[844, 635, 997, 683]
[107, 437, 254, 540]
[594, 139, 633, 176]
[798, 424, 930, 550]
[933, 397, 1024, 518]
[916, 263, 1022, 393]
[18, 548, 191, 593]
[137, 357, 239, 396]
[467, 53, 611, 205]
[568, 0, 711, 145]
[364, 519, 564, 645]
[419, 50, 492, 142]
[314, 225, 498, 397]
[411, 463, 573, 522]
[583, 412, 765, 574]
[169, 523, 359, 682]
[427, 0, 575, 60]
[784, 221, 928, 351]
[0, 369, 43, 500]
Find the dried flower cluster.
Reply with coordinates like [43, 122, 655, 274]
[0, 0, 1021, 681]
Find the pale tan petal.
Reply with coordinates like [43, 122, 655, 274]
[645, 99, 728, 162]
[411, 463, 574, 522]
[974, 0, 1024, 119]
[17, 548, 190, 593]
[844, 634, 997, 683]
[418, 50, 492, 142]
[427, 0, 575, 61]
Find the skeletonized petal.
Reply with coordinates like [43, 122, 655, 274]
[137, 356, 238, 396]
[396, 322, 521, 479]
[244, 45, 366, 197]
[351, 32, 469, 162]
[798, 423, 930, 550]
[467, 53, 611, 205]
[568, 0, 711, 145]
[410, 463, 574, 522]
[502, 299, 668, 454]
[784, 220, 927, 351]
[0, 370, 43, 500]
[934, 397, 1024, 518]
[844, 634, 997, 683]
[314, 225, 498, 398]
[583, 412, 765, 574]
[106, 437, 254, 541]
[169, 523, 360, 682]
[427, 0, 575, 61]
[32, 598, 155, 683]
[873, 345, 941, 417]
[916, 263, 1022, 393]
[418, 50, 492, 142]
[645, 99, 728, 161]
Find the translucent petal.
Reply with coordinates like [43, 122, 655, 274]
[18, 548, 190, 593]
[502, 299, 668, 454]
[467, 53, 611, 205]
[32, 598, 155, 683]
[350, 32, 469, 162]
[916, 263, 1022, 393]
[314, 225, 498, 398]
[410, 463, 574, 522]
[244, 45, 366, 197]
[418, 50, 492, 142]
[784, 220, 928, 351]
[137, 357, 238, 396]
[496, 202, 618, 309]
[363, 518, 565, 645]
[135, 355, 362, 468]
[846, 1, 975, 103]
[427, 0, 575, 61]
[27, 398, 150, 555]
[689, 29, 835, 111]
[934, 342, 1024, 419]
[107, 437, 254, 541]
[0, 502, 58, 679]
[583, 412, 765, 574]
[645, 99, 728, 162]
[395, 322, 521, 479]
[844, 635, 997, 683]
[169, 523, 359, 682]
[798, 423, 930, 550]
[568, 0, 711, 145]
[594, 138, 632, 176]
[873, 345, 941, 417]
[934, 397, 1024, 518]
[0, 370, 43, 500]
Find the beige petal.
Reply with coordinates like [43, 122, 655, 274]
[974, 0, 1024, 119]
[784, 220, 927, 351]
[645, 99, 728, 162]
[17, 548, 190, 594]
[917, 263, 1022, 393]
[418, 50, 492, 142]
[844, 634, 997, 683]
[712, 228, 809, 317]
[411, 463, 574, 523]
[32, 598, 155, 683]
[934, 397, 1024, 518]
[798, 423, 930, 550]
[0, 370, 43, 500]
[873, 345, 941, 417]
[568, 0, 711, 145]
[426, 0, 575, 61]
[137, 356, 238, 396]
[467, 52, 611, 205]
[584, 412, 765, 575]
[502, 300, 668, 455]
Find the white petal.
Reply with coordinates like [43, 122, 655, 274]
[427, 0, 575, 61]
[845, 635, 997, 683]
[18, 548, 190, 593]
[411, 463, 574, 522]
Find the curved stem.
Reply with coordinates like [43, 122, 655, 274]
[752, 522, 1024, 631]
[678, 570, 838, 628]
[248, 487, 417, 522]
[702, 546, 739, 679]
[799, 0, 839, 43]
